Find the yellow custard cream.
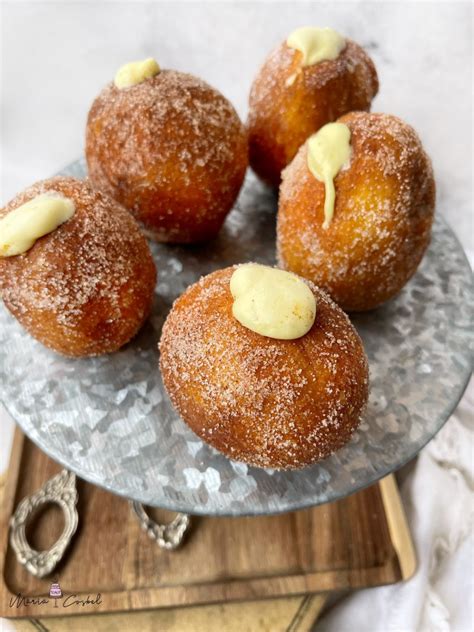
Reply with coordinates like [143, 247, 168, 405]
[114, 58, 160, 89]
[230, 263, 316, 340]
[0, 194, 75, 257]
[307, 122, 352, 229]
[287, 27, 346, 66]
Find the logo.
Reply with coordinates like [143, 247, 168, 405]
[9, 581, 102, 610]
[49, 581, 62, 608]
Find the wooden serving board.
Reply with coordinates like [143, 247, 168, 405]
[0, 429, 415, 626]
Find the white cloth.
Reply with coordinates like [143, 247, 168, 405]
[318, 377, 474, 632]
[0, 2, 472, 631]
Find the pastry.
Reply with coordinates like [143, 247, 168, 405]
[277, 112, 436, 311]
[86, 58, 248, 243]
[0, 177, 156, 356]
[247, 27, 378, 186]
[159, 264, 368, 469]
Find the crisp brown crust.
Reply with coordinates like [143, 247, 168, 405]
[0, 177, 156, 357]
[247, 39, 378, 187]
[277, 112, 436, 312]
[159, 266, 369, 470]
[86, 70, 248, 243]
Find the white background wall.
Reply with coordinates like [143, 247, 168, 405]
[1, 1, 473, 259]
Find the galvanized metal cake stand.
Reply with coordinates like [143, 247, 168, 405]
[2, 160, 473, 575]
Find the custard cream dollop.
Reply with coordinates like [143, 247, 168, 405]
[230, 263, 316, 340]
[114, 58, 160, 89]
[286, 27, 346, 66]
[0, 193, 75, 257]
[307, 122, 352, 229]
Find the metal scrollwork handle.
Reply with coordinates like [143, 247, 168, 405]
[9, 469, 79, 578]
[131, 501, 190, 550]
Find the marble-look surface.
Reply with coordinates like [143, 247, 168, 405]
[1, 1, 472, 260]
[1, 1, 472, 630]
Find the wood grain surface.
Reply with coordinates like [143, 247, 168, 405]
[0, 429, 415, 626]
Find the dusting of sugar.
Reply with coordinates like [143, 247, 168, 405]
[86, 70, 248, 242]
[277, 112, 436, 311]
[0, 177, 156, 356]
[251, 39, 377, 106]
[248, 39, 379, 185]
[159, 265, 368, 470]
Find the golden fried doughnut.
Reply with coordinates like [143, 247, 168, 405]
[277, 112, 436, 311]
[159, 266, 369, 469]
[86, 69, 248, 243]
[247, 33, 378, 187]
[0, 177, 156, 356]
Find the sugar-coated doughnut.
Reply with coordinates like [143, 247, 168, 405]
[159, 266, 369, 470]
[86, 68, 248, 243]
[0, 177, 156, 356]
[247, 30, 378, 187]
[277, 112, 436, 311]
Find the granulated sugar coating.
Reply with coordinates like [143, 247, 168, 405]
[159, 265, 369, 470]
[86, 70, 248, 243]
[277, 112, 436, 312]
[0, 177, 156, 357]
[247, 39, 378, 187]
